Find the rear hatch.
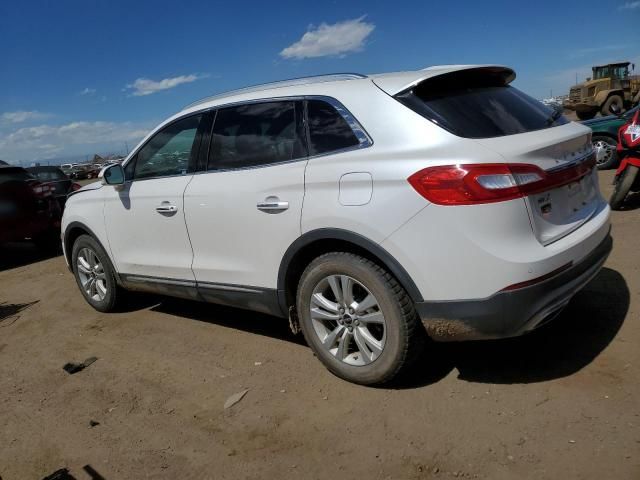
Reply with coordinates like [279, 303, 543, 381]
[473, 126, 597, 245]
[381, 66, 601, 245]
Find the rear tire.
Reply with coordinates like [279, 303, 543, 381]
[601, 95, 624, 116]
[71, 234, 123, 312]
[296, 252, 425, 385]
[610, 165, 639, 210]
[592, 135, 618, 170]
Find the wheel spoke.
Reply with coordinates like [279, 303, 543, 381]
[77, 262, 91, 275]
[356, 326, 383, 358]
[78, 256, 91, 273]
[327, 276, 343, 303]
[355, 294, 377, 314]
[311, 307, 339, 321]
[359, 310, 384, 324]
[335, 329, 351, 360]
[96, 280, 107, 298]
[341, 276, 354, 306]
[352, 328, 372, 364]
[311, 293, 339, 314]
[323, 324, 345, 348]
[88, 278, 97, 297]
[81, 277, 92, 290]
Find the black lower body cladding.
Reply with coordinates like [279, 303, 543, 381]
[416, 234, 613, 341]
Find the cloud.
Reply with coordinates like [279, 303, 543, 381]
[126, 74, 204, 96]
[570, 44, 628, 58]
[1, 111, 50, 124]
[619, 1, 640, 9]
[0, 120, 152, 162]
[80, 87, 96, 96]
[280, 16, 375, 60]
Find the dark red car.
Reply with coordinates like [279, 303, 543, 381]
[0, 165, 62, 250]
[26, 166, 81, 210]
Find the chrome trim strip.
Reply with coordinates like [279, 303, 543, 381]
[546, 149, 595, 173]
[121, 274, 265, 294]
[197, 282, 264, 294]
[124, 95, 373, 182]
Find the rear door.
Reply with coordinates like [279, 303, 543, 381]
[184, 100, 307, 309]
[103, 113, 206, 280]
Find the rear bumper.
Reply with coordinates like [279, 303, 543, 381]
[416, 233, 612, 341]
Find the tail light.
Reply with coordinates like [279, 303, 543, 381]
[28, 181, 54, 198]
[71, 183, 82, 191]
[408, 156, 596, 206]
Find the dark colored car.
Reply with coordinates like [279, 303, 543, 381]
[69, 164, 99, 180]
[0, 165, 62, 250]
[26, 166, 81, 210]
[582, 105, 640, 169]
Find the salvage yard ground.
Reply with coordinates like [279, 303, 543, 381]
[0, 171, 638, 479]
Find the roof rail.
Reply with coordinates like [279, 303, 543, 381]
[184, 73, 367, 109]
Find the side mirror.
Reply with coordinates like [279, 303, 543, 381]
[610, 103, 622, 116]
[101, 164, 125, 187]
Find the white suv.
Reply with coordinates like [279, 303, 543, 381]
[62, 65, 612, 385]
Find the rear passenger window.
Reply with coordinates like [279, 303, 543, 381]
[307, 100, 360, 156]
[209, 101, 304, 170]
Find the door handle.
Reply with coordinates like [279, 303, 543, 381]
[156, 204, 178, 214]
[257, 200, 289, 213]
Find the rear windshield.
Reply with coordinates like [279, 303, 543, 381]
[0, 168, 33, 184]
[29, 169, 67, 181]
[395, 71, 568, 139]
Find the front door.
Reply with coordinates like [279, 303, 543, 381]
[104, 113, 204, 281]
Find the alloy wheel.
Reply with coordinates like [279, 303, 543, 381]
[593, 140, 615, 166]
[309, 275, 387, 366]
[77, 247, 108, 301]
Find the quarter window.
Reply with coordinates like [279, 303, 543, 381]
[209, 101, 304, 170]
[306, 100, 360, 156]
[134, 114, 202, 180]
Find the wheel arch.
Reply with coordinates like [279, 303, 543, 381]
[592, 132, 618, 142]
[64, 221, 121, 285]
[595, 89, 623, 105]
[277, 229, 423, 315]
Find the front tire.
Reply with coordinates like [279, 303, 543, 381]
[71, 234, 123, 312]
[610, 165, 639, 210]
[592, 135, 618, 170]
[296, 252, 425, 385]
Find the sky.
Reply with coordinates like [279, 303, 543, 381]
[0, 0, 639, 165]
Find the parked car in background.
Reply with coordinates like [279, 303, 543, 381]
[583, 105, 640, 169]
[26, 166, 81, 210]
[63, 66, 611, 385]
[69, 164, 100, 180]
[0, 165, 61, 250]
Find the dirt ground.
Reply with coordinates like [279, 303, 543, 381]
[1, 171, 638, 480]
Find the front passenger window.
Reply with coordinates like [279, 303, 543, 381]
[134, 114, 202, 180]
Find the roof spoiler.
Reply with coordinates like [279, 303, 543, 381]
[373, 65, 516, 96]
